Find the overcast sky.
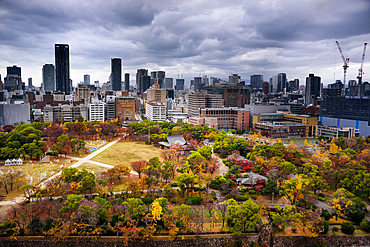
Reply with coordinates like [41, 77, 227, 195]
[0, 0, 369, 87]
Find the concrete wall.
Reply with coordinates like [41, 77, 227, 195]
[2, 235, 370, 247]
[0, 103, 31, 127]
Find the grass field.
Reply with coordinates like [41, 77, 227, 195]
[0, 157, 76, 200]
[78, 162, 109, 174]
[281, 138, 319, 145]
[90, 141, 162, 167]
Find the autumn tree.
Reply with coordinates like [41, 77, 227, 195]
[130, 161, 149, 179]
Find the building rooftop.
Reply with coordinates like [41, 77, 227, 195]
[257, 121, 306, 127]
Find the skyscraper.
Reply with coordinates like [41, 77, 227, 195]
[84, 74, 90, 85]
[28, 78, 32, 88]
[305, 74, 321, 106]
[42, 64, 55, 92]
[164, 78, 173, 89]
[151, 71, 165, 88]
[136, 69, 148, 93]
[4, 65, 22, 91]
[111, 58, 121, 91]
[250, 75, 263, 89]
[55, 44, 70, 94]
[175, 79, 185, 91]
[124, 73, 130, 92]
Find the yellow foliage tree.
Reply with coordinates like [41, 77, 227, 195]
[304, 139, 308, 146]
[329, 142, 339, 154]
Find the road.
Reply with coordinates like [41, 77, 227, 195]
[0, 138, 138, 206]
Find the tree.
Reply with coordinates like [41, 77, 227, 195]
[270, 205, 302, 232]
[223, 199, 260, 235]
[197, 146, 212, 161]
[131, 161, 149, 179]
[123, 198, 146, 221]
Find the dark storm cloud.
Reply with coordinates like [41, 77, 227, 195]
[0, 0, 369, 85]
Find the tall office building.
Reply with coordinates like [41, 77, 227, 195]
[289, 79, 299, 92]
[136, 69, 148, 93]
[42, 64, 55, 92]
[229, 74, 241, 85]
[84, 74, 90, 85]
[164, 78, 173, 89]
[175, 79, 185, 91]
[4, 65, 22, 91]
[151, 71, 165, 88]
[270, 73, 287, 92]
[250, 75, 263, 90]
[305, 74, 321, 106]
[111, 58, 121, 91]
[193, 77, 202, 91]
[124, 73, 130, 92]
[55, 44, 70, 95]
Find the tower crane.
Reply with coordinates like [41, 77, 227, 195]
[357, 42, 368, 84]
[335, 41, 350, 95]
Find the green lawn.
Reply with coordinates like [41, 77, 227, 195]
[78, 162, 109, 174]
[90, 141, 162, 167]
[281, 138, 319, 145]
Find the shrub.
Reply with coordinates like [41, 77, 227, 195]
[311, 204, 317, 212]
[236, 196, 249, 201]
[332, 227, 339, 232]
[249, 190, 256, 195]
[171, 183, 178, 187]
[347, 209, 365, 224]
[185, 196, 203, 205]
[211, 191, 217, 199]
[321, 210, 333, 221]
[360, 220, 370, 233]
[341, 222, 355, 235]
[171, 198, 177, 204]
[209, 199, 214, 203]
[141, 197, 153, 205]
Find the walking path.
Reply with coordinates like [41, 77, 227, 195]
[0, 138, 138, 206]
[212, 154, 229, 176]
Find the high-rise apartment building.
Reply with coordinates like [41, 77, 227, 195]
[89, 103, 105, 122]
[84, 74, 90, 85]
[42, 64, 55, 92]
[55, 44, 70, 94]
[124, 73, 130, 92]
[305, 74, 321, 106]
[193, 77, 202, 91]
[250, 75, 263, 90]
[111, 58, 121, 91]
[146, 101, 166, 121]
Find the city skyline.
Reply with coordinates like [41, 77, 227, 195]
[0, 0, 369, 87]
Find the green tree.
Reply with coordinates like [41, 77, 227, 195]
[270, 205, 302, 232]
[223, 199, 260, 235]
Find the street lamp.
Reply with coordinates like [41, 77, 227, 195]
[272, 192, 274, 206]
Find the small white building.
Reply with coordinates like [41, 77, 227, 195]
[145, 101, 166, 122]
[4, 159, 11, 166]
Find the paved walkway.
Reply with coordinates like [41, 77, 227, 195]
[0, 138, 138, 206]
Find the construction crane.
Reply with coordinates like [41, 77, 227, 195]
[357, 42, 368, 84]
[335, 41, 350, 95]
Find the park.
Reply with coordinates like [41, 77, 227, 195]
[0, 120, 370, 246]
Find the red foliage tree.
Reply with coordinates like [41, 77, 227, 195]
[130, 161, 149, 178]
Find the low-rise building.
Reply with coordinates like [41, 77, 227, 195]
[199, 107, 250, 130]
[252, 113, 318, 137]
[145, 101, 166, 121]
[315, 125, 360, 139]
[254, 122, 306, 138]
